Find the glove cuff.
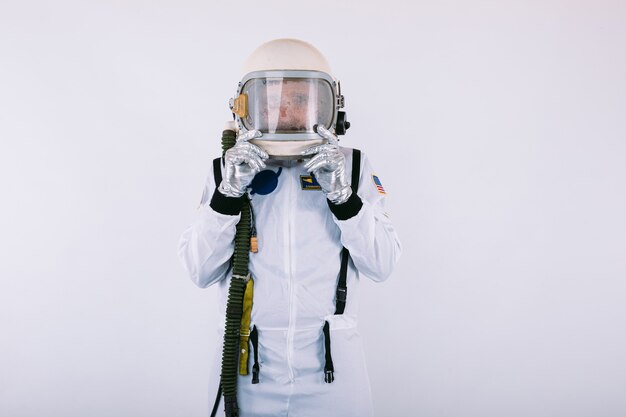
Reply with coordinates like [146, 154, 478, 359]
[327, 192, 363, 221]
[210, 187, 245, 215]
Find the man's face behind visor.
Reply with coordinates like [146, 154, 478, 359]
[241, 77, 335, 135]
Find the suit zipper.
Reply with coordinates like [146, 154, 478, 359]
[286, 167, 295, 382]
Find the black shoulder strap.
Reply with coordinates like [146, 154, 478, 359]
[213, 157, 223, 185]
[335, 148, 361, 315]
[351, 149, 361, 193]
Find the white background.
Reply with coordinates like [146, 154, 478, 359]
[1, 1, 625, 416]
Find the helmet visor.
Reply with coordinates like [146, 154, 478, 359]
[240, 77, 335, 134]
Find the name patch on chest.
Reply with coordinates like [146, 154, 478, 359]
[300, 175, 322, 190]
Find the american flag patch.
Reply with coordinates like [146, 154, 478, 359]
[372, 175, 386, 194]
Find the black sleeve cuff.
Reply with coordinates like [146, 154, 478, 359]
[209, 187, 245, 215]
[327, 192, 363, 221]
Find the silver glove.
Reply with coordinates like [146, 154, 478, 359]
[218, 130, 269, 198]
[301, 125, 352, 204]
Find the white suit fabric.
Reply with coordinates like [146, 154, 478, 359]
[178, 146, 401, 417]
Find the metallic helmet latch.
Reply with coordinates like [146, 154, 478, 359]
[229, 94, 248, 118]
[337, 94, 345, 108]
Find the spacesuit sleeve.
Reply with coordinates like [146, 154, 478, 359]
[327, 151, 402, 282]
[177, 162, 243, 288]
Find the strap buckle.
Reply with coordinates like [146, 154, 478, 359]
[232, 272, 251, 282]
[336, 287, 347, 303]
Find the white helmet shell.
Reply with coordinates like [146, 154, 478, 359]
[240, 38, 335, 80]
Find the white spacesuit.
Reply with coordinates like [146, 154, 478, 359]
[177, 39, 402, 417]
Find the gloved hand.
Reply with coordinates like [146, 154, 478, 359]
[218, 129, 269, 198]
[301, 125, 352, 205]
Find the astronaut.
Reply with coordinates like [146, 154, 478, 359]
[178, 38, 402, 417]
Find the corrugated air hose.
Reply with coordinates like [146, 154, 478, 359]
[213, 128, 252, 417]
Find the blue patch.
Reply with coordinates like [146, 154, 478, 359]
[250, 167, 282, 195]
[300, 174, 322, 190]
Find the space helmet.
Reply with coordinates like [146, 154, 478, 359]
[229, 38, 350, 159]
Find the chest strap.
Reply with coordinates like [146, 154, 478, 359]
[323, 148, 361, 383]
[335, 148, 360, 315]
